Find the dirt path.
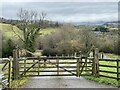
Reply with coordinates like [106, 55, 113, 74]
[21, 76, 115, 88]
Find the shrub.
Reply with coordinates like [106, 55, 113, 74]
[2, 39, 15, 58]
[41, 24, 91, 56]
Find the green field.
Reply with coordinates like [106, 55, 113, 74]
[0, 23, 23, 40]
[0, 23, 57, 38]
[85, 55, 119, 87]
[40, 28, 57, 35]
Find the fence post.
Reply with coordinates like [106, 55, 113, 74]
[117, 59, 120, 87]
[38, 56, 40, 75]
[77, 58, 80, 77]
[74, 52, 77, 57]
[16, 46, 20, 58]
[56, 55, 59, 76]
[44, 58, 46, 67]
[12, 49, 19, 80]
[101, 52, 104, 59]
[62, 54, 64, 57]
[93, 48, 99, 77]
[8, 56, 12, 88]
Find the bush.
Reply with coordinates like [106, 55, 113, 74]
[39, 24, 118, 56]
[2, 39, 15, 58]
[41, 24, 92, 56]
[94, 26, 109, 32]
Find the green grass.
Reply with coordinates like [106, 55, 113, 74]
[105, 53, 119, 59]
[0, 23, 57, 40]
[0, 23, 23, 40]
[84, 54, 119, 87]
[84, 76, 118, 86]
[40, 28, 57, 35]
[0, 61, 29, 89]
[11, 77, 29, 90]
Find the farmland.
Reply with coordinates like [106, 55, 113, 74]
[0, 23, 119, 88]
[0, 23, 56, 38]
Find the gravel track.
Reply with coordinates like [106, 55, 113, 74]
[21, 76, 116, 88]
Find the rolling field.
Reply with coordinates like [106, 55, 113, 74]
[0, 23, 23, 40]
[0, 23, 57, 40]
[40, 28, 57, 35]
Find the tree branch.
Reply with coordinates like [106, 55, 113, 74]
[11, 25, 25, 42]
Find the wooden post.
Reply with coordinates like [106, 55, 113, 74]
[56, 55, 59, 76]
[16, 47, 19, 58]
[20, 49, 22, 57]
[8, 56, 12, 88]
[44, 59, 46, 67]
[74, 52, 77, 57]
[79, 54, 82, 77]
[49, 55, 51, 62]
[76, 58, 80, 77]
[93, 48, 99, 77]
[38, 56, 40, 75]
[62, 54, 64, 57]
[67, 54, 69, 57]
[101, 52, 104, 59]
[85, 57, 87, 71]
[24, 59, 26, 76]
[117, 59, 120, 87]
[13, 49, 19, 80]
[92, 51, 95, 76]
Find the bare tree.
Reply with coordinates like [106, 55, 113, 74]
[14, 8, 46, 53]
[78, 29, 95, 54]
[0, 30, 2, 58]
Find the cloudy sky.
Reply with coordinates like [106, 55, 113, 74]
[0, 1, 118, 23]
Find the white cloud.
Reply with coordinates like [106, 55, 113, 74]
[1, 0, 119, 2]
[50, 13, 118, 23]
[1, 2, 118, 23]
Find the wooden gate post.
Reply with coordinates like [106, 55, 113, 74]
[44, 58, 47, 67]
[38, 56, 40, 75]
[77, 58, 80, 77]
[93, 48, 99, 77]
[56, 55, 59, 76]
[74, 52, 77, 57]
[8, 56, 12, 88]
[117, 59, 120, 87]
[12, 49, 19, 80]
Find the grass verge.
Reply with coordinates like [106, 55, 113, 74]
[84, 53, 119, 87]
[84, 76, 118, 87]
[11, 77, 29, 89]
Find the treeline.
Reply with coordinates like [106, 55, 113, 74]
[1, 24, 119, 57]
[1, 16, 119, 57]
[0, 17, 62, 29]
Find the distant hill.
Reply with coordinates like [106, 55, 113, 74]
[73, 21, 106, 26]
[0, 17, 62, 28]
[104, 21, 118, 25]
[69, 20, 119, 26]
